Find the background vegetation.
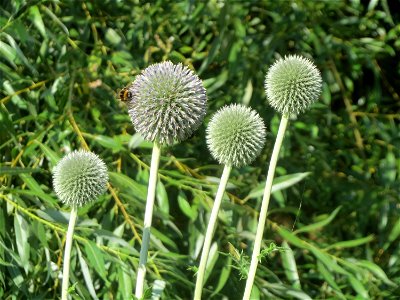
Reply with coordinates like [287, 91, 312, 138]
[1, 0, 399, 299]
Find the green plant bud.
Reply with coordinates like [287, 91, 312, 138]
[128, 61, 207, 145]
[206, 104, 266, 167]
[265, 55, 322, 116]
[53, 150, 108, 207]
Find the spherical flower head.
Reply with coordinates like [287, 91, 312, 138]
[265, 55, 322, 116]
[206, 104, 266, 168]
[128, 61, 207, 145]
[52, 150, 108, 207]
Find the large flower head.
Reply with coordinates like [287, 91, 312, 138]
[53, 150, 108, 207]
[265, 55, 322, 116]
[207, 104, 266, 168]
[128, 61, 207, 145]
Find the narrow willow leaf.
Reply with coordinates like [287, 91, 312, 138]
[250, 284, 261, 300]
[177, 191, 197, 221]
[77, 245, 99, 300]
[203, 242, 219, 284]
[294, 206, 342, 234]
[151, 227, 177, 250]
[211, 255, 232, 297]
[34, 141, 60, 166]
[118, 266, 133, 300]
[41, 5, 69, 35]
[19, 174, 57, 205]
[0, 41, 17, 69]
[92, 134, 124, 151]
[278, 227, 348, 275]
[324, 235, 373, 250]
[3, 33, 38, 74]
[156, 180, 169, 216]
[84, 241, 107, 281]
[281, 241, 301, 289]
[28, 6, 47, 38]
[384, 217, 400, 250]
[309, 247, 348, 275]
[32, 220, 48, 248]
[356, 260, 396, 286]
[245, 172, 310, 200]
[108, 171, 147, 201]
[348, 275, 369, 298]
[0, 167, 40, 175]
[151, 279, 166, 300]
[316, 260, 344, 296]
[14, 213, 30, 270]
[93, 229, 138, 254]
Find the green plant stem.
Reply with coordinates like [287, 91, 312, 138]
[194, 164, 232, 300]
[135, 142, 162, 299]
[61, 205, 78, 300]
[243, 115, 289, 300]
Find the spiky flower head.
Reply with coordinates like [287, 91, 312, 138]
[265, 55, 322, 116]
[128, 61, 207, 145]
[53, 150, 108, 207]
[206, 104, 266, 168]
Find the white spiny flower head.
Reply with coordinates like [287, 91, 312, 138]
[52, 150, 108, 207]
[265, 55, 322, 116]
[128, 61, 207, 145]
[206, 104, 266, 168]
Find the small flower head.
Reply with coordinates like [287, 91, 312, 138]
[128, 61, 207, 145]
[265, 55, 322, 116]
[206, 104, 266, 167]
[53, 150, 108, 207]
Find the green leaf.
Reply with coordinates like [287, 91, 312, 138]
[0, 41, 17, 69]
[156, 180, 169, 216]
[84, 241, 107, 281]
[281, 241, 301, 289]
[34, 141, 60, 166]
[356, 260, 396, 286]
[294, 206, 342, 234]
[92, 135, 124, 152]
[14, 213, 30, 269]
[211, 255, 232, 297]
[316, 260, 344, 296]
[245, 172, 310, 201]
[177, 191, 197, 221]
[41, 5, 69, 35]
[118, 266, 133, 300]
[28, 6, 47, 38]
[76, 245, 99, 300]
[19, 174, 57, 205]
[0, 167, 40, 175]
[384, 217, 400, 250]
[324, 235, 374, 250]
[348, 275, 369, 298]
[203, 242, 219, 284]
[151, 279, 166, 300]
[108, 172, 147, 201]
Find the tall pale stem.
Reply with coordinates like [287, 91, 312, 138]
[135, 142, 161, 298]
[194, 164, 232, 300]
[243, 115, 289, 300]
[61, 205, 78, 300]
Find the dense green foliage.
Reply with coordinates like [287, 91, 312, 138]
[1, 1, 399, 299]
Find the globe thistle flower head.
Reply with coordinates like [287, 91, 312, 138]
[53, 150, 108, 207]
[206, 104, 266, 168]
[128, 61, 207, 145]
[265, 55, 322, 116]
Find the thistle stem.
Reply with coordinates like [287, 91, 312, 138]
[135, 142, 162, 298]
[61, 205, 78, 300]
[194, 164, 232, 300]
[243, 115, 289, 300]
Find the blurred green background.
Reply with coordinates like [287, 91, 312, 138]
[0, 0, 399, 299]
